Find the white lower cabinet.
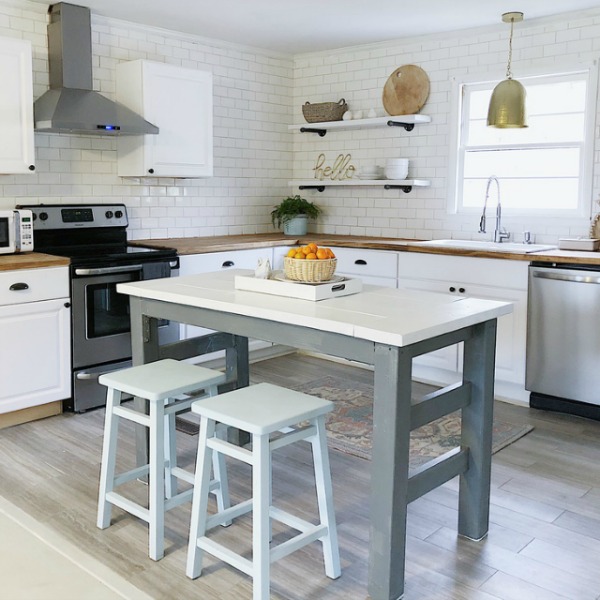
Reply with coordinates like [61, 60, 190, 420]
[397, 253, 529, 404]
[0, 267, 70, 413]
[178, 249, 274, 359]
[329, 246, 398, 287]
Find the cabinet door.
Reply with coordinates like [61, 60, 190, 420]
[396, 278, 460, 373]
[0, 299, 70, 413]
[456, 283, 527, 386]
[179, 249, 273, 341]
[398, 277, 527, 390]
[117, 60, 213, 178]
[0, 37, 35, 174]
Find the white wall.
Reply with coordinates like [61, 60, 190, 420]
[292, 9, 600, 244]
[2, 1, 600, 244]
[0, 0, 293, 239]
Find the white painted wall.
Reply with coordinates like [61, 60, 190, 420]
[1, 0, 600, 244]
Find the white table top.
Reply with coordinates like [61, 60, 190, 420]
[118, 270, 513, 347]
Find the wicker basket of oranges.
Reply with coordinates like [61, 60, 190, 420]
[284, 243, 337, 282]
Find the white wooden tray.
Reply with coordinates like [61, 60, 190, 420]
[234, 272, 362, 301]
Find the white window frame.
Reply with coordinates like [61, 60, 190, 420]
[447, 61, 598, 219]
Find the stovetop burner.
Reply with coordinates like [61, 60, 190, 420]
[17, 203, 177, 267]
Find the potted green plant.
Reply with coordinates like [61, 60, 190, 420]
[270, 195, 322, 235]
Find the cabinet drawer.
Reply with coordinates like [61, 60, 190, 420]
[330, 247, 398, 278]
[0, 267, 69, 307]
[179, 248, 272, 276]
[398, 253, 528, 289]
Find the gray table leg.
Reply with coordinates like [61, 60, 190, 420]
[224, 334, 249, 390]
[458, 319, 497, 540]
[130, 299, 160, 470]
[369, 345, 412, 600]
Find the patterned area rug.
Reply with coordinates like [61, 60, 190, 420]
[291, 375, 533, 466]
[177, 375, 533, 466]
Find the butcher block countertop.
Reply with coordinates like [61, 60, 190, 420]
[131, 233, 600, 265]
[0, 253, 69, 272]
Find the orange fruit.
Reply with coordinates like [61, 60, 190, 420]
[328, 249, 336, 258]
[287, 248, 298, 258]
[306, 252, 317, 260]
[301, 245, 311, 255]
[307, 242, 318, 253]
[316, 248, 328, 260]
[294, 252, 306, 259]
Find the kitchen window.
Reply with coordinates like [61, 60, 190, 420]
[449, 64, 597, 217]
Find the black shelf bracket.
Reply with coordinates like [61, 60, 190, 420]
[299, 185, 326, 192]
[384, 184, 413, 193]
[387, 120, 415, 132]
[300, 127, 327, 137]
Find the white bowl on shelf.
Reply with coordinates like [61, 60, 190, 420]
[384, 166, 408, 180]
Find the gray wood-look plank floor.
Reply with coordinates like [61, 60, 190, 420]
[1, 353, 600, 600]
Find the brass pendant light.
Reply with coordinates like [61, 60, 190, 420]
[487, 12, 527, 128]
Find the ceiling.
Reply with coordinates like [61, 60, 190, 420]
[31, 1, 600, 54]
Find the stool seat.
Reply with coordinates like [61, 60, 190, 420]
[97, 359, 229, 562]
[191, 382, 333, 434]
[99, 359, 224, 401]
[187, 382, 341, 600]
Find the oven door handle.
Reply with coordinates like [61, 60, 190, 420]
[75, 371, 101, 381]
[74, 264, 144, 276]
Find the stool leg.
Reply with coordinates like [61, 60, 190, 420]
[165, 403, 178, 499]
[97, 388, 121, 530]
[212, 424, 231, 523]
[310, 416, 341, 579]
[252, 433, 271, 600]
[149, 400, 165, 561]
[187, 417, 216, 579]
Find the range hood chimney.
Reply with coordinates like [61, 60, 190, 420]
[34, 2, 158, 135]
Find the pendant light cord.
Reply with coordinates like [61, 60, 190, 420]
[506, 18, 515, 80]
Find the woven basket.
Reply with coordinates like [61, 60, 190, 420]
[302, 99, 348, 123]
[284, 257, 337, 282]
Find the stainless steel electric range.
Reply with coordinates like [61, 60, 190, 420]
[18, 204, 179, 412]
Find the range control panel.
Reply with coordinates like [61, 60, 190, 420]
[17, 204, 128, 230]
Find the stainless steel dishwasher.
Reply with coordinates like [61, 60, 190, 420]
[526, 262, 600, 419]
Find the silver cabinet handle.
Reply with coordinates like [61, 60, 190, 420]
[533, 270, 600, 284]
[76, 372, 100, 381]
[75, 264, 143, 276]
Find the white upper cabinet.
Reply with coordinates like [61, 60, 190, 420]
[116, 60, 213, 178]
[0, 37, 35, 174]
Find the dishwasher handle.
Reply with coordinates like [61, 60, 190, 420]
[532, 270, 600, 285]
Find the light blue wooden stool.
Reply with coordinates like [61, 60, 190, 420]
[186, 382, 341, 600]
[97, 358, 229, 561]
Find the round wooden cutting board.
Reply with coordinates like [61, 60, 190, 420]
[382, 65, 430, 116]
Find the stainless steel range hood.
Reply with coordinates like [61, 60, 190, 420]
[34, 2, 158, 136]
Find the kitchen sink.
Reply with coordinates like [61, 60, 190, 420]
[414, 239, 557, 254]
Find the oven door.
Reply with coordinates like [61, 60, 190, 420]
[71, 265, 142, 368]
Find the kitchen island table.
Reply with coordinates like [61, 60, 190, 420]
[118, 269, 512, 600]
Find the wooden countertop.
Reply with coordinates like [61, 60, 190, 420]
[131, 234, 600, 265]
[0, 253, 70, 272]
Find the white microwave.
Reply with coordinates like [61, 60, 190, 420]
[0, 209, 34, 254]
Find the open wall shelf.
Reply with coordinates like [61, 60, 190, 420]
[288, 114, 431, 136]
[288, 179, 431, 193]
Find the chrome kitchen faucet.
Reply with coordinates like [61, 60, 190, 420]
[479, 175, 510, 243]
